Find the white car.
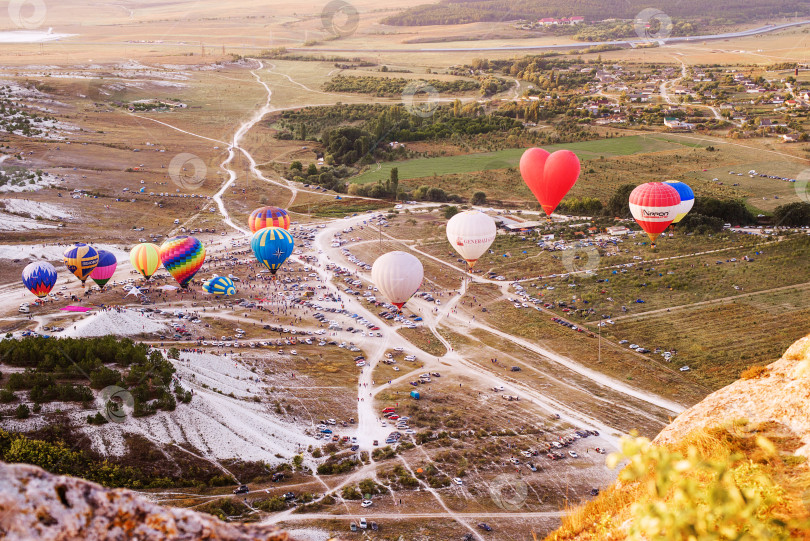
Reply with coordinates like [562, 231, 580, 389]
[290, 350, 298, 355]
[569, 451, 578, 458]
[361, 500, 373, 508]
[453, 478, 463, 485]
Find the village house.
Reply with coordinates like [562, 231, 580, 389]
[664, 117, 694, 130]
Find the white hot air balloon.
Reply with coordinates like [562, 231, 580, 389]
[446, 210, 497, 269]
[371, 251, 423, 311]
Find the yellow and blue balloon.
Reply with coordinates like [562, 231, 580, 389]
[63, 243, 99, 287]
[202, 276, 236, 296]
[664, 180, 695, 223]
[251, 226, 294, 275]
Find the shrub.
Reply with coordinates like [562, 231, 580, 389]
[741, 365, 769, 380]
[14, 404, 29, 419]
[256, 496, 286, 512]
[341, 486, 362, 500]
[86, 412, 108, 425]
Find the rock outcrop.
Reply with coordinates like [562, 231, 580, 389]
[655, 334, 810, 456]
[0, 462, 292, 541]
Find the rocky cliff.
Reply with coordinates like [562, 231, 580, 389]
[655, 333, 810, 456]
[0, 461, 292, 541]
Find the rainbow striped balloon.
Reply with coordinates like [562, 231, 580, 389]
[249, 206, 290, 233]
[63, 243, 99, 286]
[159, 236, 206, 288]
[202, 276, 236, 296]
[130, 243, 161, 280]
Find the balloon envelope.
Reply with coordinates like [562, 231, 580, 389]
[249, 206, 290, 233]
[90, 250, 117, 287]
[371, 251, 423, 310]
[520, 148, 580, 217]
[63, 243, 99, 285]
[160, 236, 206, 288]
[22, 261, 57, 298]
[130, 243, 161, 280]
[629, 182, 681, 244]
[203, 276, 236, 296]
[446, 210, 497, 268]
[251, 227, 294, 275]
[663, 180, 695, 223]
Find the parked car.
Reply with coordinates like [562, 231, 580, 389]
[478, 523, 492, 532]
[233, 485, 249, 494]
[361, 499, 373, 508]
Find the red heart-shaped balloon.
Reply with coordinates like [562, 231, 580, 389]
[519, 148, 580, 216]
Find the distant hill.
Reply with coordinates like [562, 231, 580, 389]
[382, 0, 810, 26]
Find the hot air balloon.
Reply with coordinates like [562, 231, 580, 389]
[130, 243, 161, 280]
[519, 148, 581, 218]
[446, 210, 496, 270]
[371, 251, 423, 311]
[63, 243, 99, 287]
[160, 236, 206, 288]
[251, 227, 294, 275]
[663, 180, 695, 223]
[202, 276, 236, 296]
[22, 261, 57, 298]
[90, 250, 117, 288]
[629, 182, 681, 246]
[249, 206, 290, 233]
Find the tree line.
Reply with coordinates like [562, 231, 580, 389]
[382, 0, 810, 26]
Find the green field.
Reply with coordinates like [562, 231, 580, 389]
[352, 135, 703, 184]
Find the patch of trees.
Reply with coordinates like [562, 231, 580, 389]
[557, 196, 603, 215]
[604, 184, 635, 218]
[773, 202, 810, 227]
[573, 20, 698, 42]
[317, 105, 523, 166]
[316, 457, 360, 475]
[692, 197, 755, 225]
[676, 213, 725, 234]
[0, 336, 179, 417]
[323, 75, 481, 97]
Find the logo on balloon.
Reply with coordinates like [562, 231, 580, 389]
[794, 168, 810, 204]
[321, 0, 360, 38]
[561, 245, 601, 274]
[402, 82, 440, 118]
[489, 473, 529, 511]
[98, 385, 134, 424]
[634, 8, 673, 42]
[8, 0, 47, 29]
[168, 153, 207, 191]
